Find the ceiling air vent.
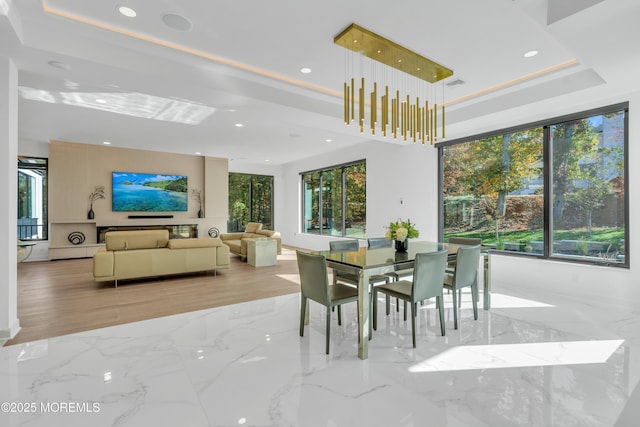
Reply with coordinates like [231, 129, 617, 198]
[446, 78, 466, 87]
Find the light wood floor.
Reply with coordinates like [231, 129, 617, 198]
[7, 247, 303, 346]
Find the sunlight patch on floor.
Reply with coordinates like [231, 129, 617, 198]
[379, 292, 554, 310]
[482, 292, 554, 308]
[277, 274, 301, 285]
[409, 339, 624, 372]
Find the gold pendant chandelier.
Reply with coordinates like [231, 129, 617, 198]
[334, 23, 453, 145]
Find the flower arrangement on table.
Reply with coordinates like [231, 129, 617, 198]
[385, 219, 420, 242]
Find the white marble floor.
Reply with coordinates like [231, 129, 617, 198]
[1, 278, 638, 427]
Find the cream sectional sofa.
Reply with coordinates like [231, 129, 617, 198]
[219, 222, 282, 260]
[93, 229, 229, 286]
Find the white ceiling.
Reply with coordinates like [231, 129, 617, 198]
[2, 0, 639, 165]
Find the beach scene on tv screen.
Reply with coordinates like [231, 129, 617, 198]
[112, 172, 188, 212]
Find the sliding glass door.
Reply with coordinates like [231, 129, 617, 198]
[228, 173, 274, 231]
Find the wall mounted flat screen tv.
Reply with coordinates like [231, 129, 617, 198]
[112, 172, 188, 212]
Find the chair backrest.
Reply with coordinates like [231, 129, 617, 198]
[411, 250, 449, 302]
[448, 236, 482, 246]
[296, 251, 330, 306]
[367, 237, 392, 249]
[329, 239, 359, 252]
[452, 244, 481, 289]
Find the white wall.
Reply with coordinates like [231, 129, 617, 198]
[18, 138, 48, 158]
[279, 138, 439, 251]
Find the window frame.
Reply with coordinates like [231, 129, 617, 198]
[438, 102, 629, 268]
[17, 156, 49, 241]
[228, 172, 274, 231]
[300, 159, 366, 238]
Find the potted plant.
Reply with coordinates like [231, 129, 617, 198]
[88, 185, 105, 219]
[385, 219, 420, 252]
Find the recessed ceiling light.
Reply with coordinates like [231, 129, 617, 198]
[265, 159, 270, 162]
[195, 152, 201, 155]
[523, 49, 539, 58]
[117, 5, 137, 18]
[162, 13, 192, 31]
[103, 141, 111, 145]
[300, 67, 312, 74]
[235, 123, 243, 127]
[95, 98, 107, 104]
[325, 139, 332, 142]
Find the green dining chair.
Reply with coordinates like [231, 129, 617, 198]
[443, 244, 481, 329]
[329, 239, 360, 287]
[329, 239, 360, 252]
[377, 236, 414, 312]
[366, 237, 391, 249]
[297, 250, 359, 354]
[446, 237, 482, 298]
[367, 237, 398, 313]
[447, 237, 481, 270]
[330, 238, 390, 338]
[373, 250, 448, 347]
[330, 239, 390, 289]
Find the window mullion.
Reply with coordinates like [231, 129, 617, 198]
[543, 124, 551, 257]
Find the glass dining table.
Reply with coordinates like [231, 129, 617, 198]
[314, 241, 491, 359]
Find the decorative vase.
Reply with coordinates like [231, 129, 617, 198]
[87, 208, 95, 220]
[394, 251, 408, 262]
[198, 208, 204, 218]
[395, 239, 408, 252]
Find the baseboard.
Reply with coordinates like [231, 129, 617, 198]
[0, 319, 21, 340]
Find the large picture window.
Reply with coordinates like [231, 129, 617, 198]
[228, 173, 273, 231]
[301, 160, 366, 238]
[440, 103, 628, 267]
[18, 157, 48, 240]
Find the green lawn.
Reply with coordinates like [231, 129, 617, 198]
[447, 227, 625, 251]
